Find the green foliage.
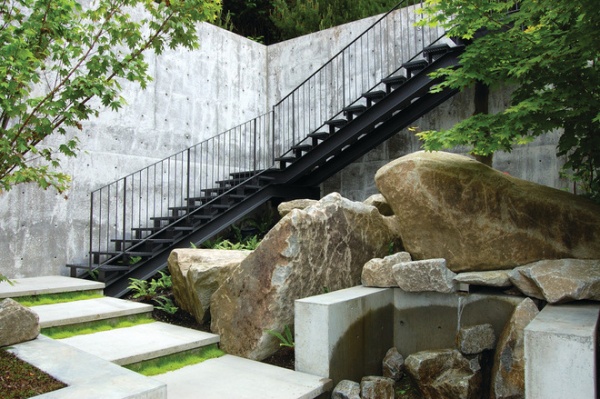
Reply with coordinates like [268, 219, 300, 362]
[203, 236, 260, 250]
[0, 274, 13, 285]
[125, 344, 224, 376]
[417, 0, 600, 200]
[271, 0, 400, 41]
[42, 314, 155, 339]
[0, 0, 221, 193]
[266, 324, 294, 348]
[154, 295, 178, 315]
[13, 290, 103, 307]
[128, 270, 172, 301]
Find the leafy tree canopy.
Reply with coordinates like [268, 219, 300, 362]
[270, 0, 400, 41]
[417, 0, 600, 200]
[0, 0, 221, 193]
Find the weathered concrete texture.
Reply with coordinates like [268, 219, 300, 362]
[509, 259, 600, 303]
[361, 252, 412, 287]
[404, 349, 482, 399]
[393, 258, 457, 293]
[0, 298, 39, 347]
[490, 298, 539, 399]
[525, 303, 599, 399]
[295, 286, 394, 385]
[168, 248, 251, 323]
[375, 151, 600, 272]
[211, 193, 399, 360]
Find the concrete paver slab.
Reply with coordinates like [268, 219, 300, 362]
[8, 335, 166, 399]
[0, 276, 104, 298]
[60, 321, 220, 365]
[33, 296, 153, 328]
[154, 354, 332, 399]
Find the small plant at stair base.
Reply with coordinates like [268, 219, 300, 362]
[266, 325, 295, 348]
[128, 270, 172, 302]
[154, 296, 178, 315]
[0, 273, 13, 285]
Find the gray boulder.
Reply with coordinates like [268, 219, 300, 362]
[393, 258, 457, 293]
[457, 324, 496, 355]
[210, 193, 400, 360]
[509, 259, 600, 303]
[332, 380, 361, 399]
[277, 199, 318, 217]
[0, 298, 39, 347]
[382, 347, 404, 380]
[168, 248, 251, 323]
[361, 252, 411, 287]
[360, 376, 395, 399]
[375, 151, 600, 272]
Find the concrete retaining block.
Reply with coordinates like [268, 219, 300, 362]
[295, 286, 393, 385]
[525, 303, 599, 399]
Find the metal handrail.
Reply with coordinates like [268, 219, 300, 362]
[86, 0, 447, 270]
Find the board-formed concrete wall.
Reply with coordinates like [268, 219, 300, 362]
[0, 11, 570, 279]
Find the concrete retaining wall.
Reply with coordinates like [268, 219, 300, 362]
[1, 11, 571, 278]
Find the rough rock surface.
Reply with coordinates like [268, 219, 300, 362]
[509, 259, 600, 303]
[361, 252, 412, 287]
[405, 349, 482, 399]
[360, 376, 395, 399]
[454, 271, 512, 288]
[277, 199, 318, 217]
[210, 193, 400, 360]
[332, 380, 361, 399]
[168, 249, 251, 323]
[363, 193, 394, 216]
[375, 151, 600, 272]
[382, 347, 404, 381]
[393, 258, 457, 293]
[0, 298, 39, 346]
[457, 324, 496, 355]
[490, 297, 539, 399]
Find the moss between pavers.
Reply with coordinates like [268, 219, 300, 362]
[125, 344, 225, 376]
[42, 314, 155, 339]
[14, 290, 104, 307]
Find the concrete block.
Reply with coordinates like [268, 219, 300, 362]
[295, 286, 394, 385]
[525, 303, 599, 399]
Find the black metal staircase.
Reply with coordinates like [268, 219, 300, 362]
[67, 0, 464, 297]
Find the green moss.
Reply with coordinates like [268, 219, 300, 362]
[14, 290, 104, 307]
[125, 345, 225, 376]
[42, 315, 155, 339]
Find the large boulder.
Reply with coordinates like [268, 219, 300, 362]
[490, 297, 539, 399]
[210, 193, 400, 360]
[0, 298, 39, 347]
[168, 249, 251, 324]
[375, 151, 600, 272]
[509, 259, 600, 303]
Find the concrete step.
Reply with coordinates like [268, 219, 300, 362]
[0, 275, 104, 298]
[59, 321, 220, 365]
[32, 296, 153, 328]
[8, 335, 166, 399]
[153, 354, 332, 399]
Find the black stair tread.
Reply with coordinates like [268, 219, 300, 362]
[423, 43, 451, 55]
[382, 75, 407, 85]
[292, 144, 313, 151]
[275, 155, 297, 162]
[342, 104, 367, 113]
[229, 170, 264, 179]
[308, 131, 329, 140]
[209, 204, 230, 209]
[402, 59, 429, 69]
[111, 238, 175, 244]
[173, 226, 194, 231]
[90, 250, 155, 257]
[324, 119, 348, 127]
[362, 90, 386, 99]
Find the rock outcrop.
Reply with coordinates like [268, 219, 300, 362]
[361, 252, 412, 287]
[168, 249, 251, 323]
[375, 151, 600, 272]
[509, 259, 600, 303]
[393, 258, 457, 293]
[210, 193, 400, 360]
[277, 199, 318, 217]
[405, 349, 482, 399]
[0, 298, 39, 347]
[490, 297, 539, 399]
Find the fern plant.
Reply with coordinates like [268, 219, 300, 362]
[266, 325, 295, 348]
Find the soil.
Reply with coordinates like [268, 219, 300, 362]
[0, 350, 66, 399]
